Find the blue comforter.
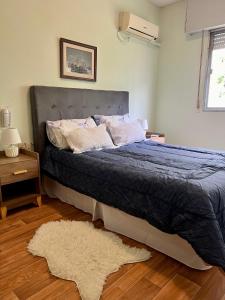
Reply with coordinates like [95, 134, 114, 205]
[42, 141, 225, 268]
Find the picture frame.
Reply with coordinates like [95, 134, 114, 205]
[60, 38, 97, 82]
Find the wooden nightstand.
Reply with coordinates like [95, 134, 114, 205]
[146, 131, 166, 144]
[0, 149, 41, 219]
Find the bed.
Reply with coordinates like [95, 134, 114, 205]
[30, 85, 225, 271]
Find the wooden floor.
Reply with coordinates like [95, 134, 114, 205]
[1, 199, 225, 300]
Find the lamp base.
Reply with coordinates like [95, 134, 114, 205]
[5, 145, 19, 158]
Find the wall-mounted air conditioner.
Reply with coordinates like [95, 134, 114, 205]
[119, 12, 159, 41]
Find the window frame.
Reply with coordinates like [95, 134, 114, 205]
[204, 28, 225, 112]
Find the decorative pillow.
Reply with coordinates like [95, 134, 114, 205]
[107, 120, 145, 146]
[46, 117, 96, 149]
[60, 118, 96, 128]
[93, 114, 131, 126]
[62, 124, 114, 154]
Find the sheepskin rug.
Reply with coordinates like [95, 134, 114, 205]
[28, 220, 151, 300]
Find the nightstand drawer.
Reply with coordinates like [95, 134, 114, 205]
[0, 160, 38, 185]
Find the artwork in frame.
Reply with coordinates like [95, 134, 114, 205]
[60, 38, 97, 82]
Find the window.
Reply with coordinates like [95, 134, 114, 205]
[205, 29, 225, 110]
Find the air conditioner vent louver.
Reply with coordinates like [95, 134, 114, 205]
[128, 27, 157, 40]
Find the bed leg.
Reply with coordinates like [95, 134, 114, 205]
[36, 196, 42, 207]
[0, 206, 7, 219]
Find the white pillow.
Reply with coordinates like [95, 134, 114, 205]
[93, 114, 131, 125]
[62, 124, 114, 154]
[46, 117, 96, 149]
[108, 120, 145, 146]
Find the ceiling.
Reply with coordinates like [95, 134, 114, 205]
[150, 0, 178, 7]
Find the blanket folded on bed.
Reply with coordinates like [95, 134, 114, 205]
[42, 140, 225, 269]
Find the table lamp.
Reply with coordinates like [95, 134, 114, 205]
[1, 128, 22, 157]
[138, 119, 148, 131]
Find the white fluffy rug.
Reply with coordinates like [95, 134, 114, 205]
[28, 220, 151, 300]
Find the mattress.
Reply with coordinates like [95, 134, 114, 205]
[42, 140, 225, 269]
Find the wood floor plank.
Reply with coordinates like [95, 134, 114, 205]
[106, 263, 152, 293]
[0, 219, 26, 235]
[193, 268, 225, 300]
[0, 252, 42, 278]
[0, 238, 27, 257]
[0, 198, 224, 300]
[13, 272, 57, 300]
[0, 259, 47, 295]
[1, 204, 44, 222]
[26, 279, 76, 300]
[21, 205, 64, 224]
[0, 231, 35, 252]
[21, 199, 83, 224]
[178, 264, 214, 286]
[120, 277, 160, 300]
[0, 213, 61, 245]
[144, 254, 182, 288]
[1, 247, 32, 270]
[152, 274, 200, 300]
[103, 264, 134, 290]
[102, 287, 124, 300]
[0, 291, 19, 300]
[54, 289, 81, 300]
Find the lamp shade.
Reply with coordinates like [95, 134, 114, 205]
[138, 119, 148, 130]
[1, 128, 21, 145]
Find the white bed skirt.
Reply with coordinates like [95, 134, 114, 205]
[44, 176, 211, 270]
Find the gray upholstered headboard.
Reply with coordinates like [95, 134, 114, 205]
[30, 86, 129, 157]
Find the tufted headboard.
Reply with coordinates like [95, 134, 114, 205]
[30, 86, 129, 157]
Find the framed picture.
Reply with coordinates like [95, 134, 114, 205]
[60, 38, 97, 81]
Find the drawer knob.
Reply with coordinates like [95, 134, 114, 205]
[13, 170, 28, 175]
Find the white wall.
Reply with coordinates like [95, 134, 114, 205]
[155, 0, 225, 150]
[0, 0, 159, 146]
